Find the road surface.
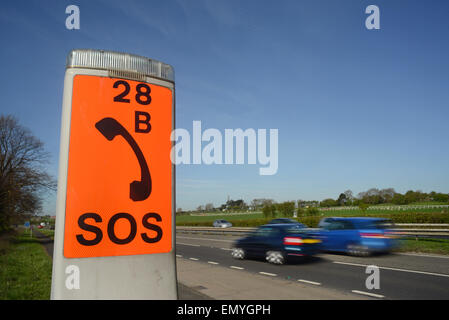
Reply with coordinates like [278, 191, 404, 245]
[176, 232, 449, 300]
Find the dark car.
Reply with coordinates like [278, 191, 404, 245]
[268, 218, 306, 226]
[317, 217, 398, 256]
[231, 224, 322, 265]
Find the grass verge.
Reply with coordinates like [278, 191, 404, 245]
[0, 229, 52, 299]
[396, 238, 449, 255]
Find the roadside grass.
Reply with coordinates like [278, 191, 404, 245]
[37, 229, 54, 240]
[396, 238, 449, 255]
[0, 229, 52, 300]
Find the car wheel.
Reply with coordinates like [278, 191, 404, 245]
[231, 248, 245, 260]
[347, 243, 370, 257]
[266, 251, 285, 265]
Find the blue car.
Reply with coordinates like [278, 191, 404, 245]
[317, 217, 398, 256]
[231, 224, 322, 265]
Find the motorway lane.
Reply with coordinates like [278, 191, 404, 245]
[176, 233, 449, 300]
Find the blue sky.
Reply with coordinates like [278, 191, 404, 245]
[1, 0, 448, 212]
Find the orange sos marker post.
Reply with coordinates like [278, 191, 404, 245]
[51, 50, 176, 299]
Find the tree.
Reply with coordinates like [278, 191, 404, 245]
[343, 190, 354, 200]
[204, 203, 214, 212]
[306, 207, 319, 216]
[337, 193, 347, 206]
[392, 193, 406, 205]
[262, 204, 276, 218]
[0, 115, 56, 232]
[379, 188, 395, 203]
[320, 198, 338, 207]
[343, 190, 354, 205]
[251, 198, 274, 211]
[277, 201, 295, 217]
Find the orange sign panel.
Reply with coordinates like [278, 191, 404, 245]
[64, 75, 173, 258]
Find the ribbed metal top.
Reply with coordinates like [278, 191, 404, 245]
[66, 49, 174, 82]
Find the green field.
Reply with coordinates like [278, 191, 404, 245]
[176, 212, 264, 224]
[320, 207, 448, 216]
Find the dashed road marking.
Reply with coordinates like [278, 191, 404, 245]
[351, 290, 385, 299]
[298, 279, 321, 286]
[208, 261, 219, 265]
[189, 258, 199, 261]
[176, 254, 182, 258]
[230, 266, 244, 270]
[178, 243, 201, 247]
[259, 272, 277, 277]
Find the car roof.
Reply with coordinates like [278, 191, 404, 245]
[261, 223, 303, 228]
[324, 217, 389, 222]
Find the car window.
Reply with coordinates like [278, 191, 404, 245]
[254, 227, 279, 237]
[357, 219, 393, 229]
[341, 220, 355, 229]
[283, 224, 306, 234]
[327, 221, 344, 230]
[318, 218, 332, 228]
[325, 220, 354, 230]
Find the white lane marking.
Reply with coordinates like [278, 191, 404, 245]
[178, 242, 201, 247]
[177, 236, 234, 243]
[351, 290, 385, 299]
[189, 258, 199, 261]
[230, 266, 244, 270]
[208, 261, 219, 265]
[221, 248, 233, 251]
[176, 254, 182, 258]
[259, 272, 277, 277]
[298, 279, 321, 286]
[333, 261, 449, 278]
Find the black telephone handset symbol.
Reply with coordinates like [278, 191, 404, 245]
[95, 117, 151, 201]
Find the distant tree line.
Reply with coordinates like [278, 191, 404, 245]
[319, 188, 449, 207]
[178, 189, 448, 217]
